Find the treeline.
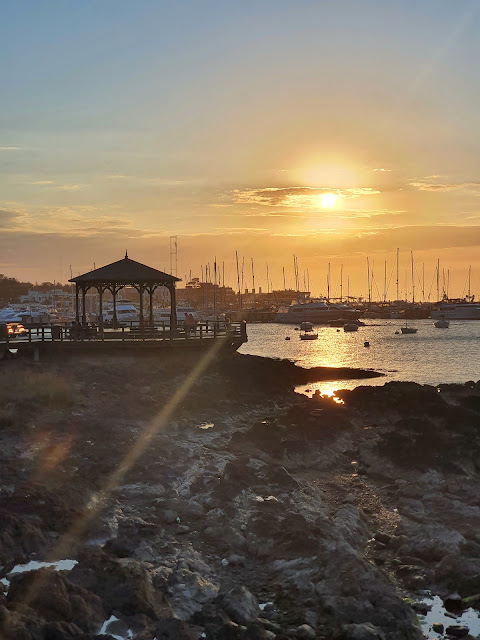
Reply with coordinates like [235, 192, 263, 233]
[0, 274, 70, 306]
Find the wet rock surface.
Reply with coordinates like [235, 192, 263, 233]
[0, 356, 479, 639]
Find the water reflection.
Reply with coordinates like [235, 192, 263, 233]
[240, 320, 480, 387]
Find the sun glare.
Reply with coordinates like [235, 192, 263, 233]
[320, 193, 338, 208]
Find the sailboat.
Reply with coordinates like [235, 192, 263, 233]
[401, 251, 418, 334]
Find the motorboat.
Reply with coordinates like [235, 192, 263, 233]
[434, 317, 450, 328]
[431, 300, 480, 320]
[103, 301, 139, 325]
[300, 321, 314, 331]
[154, 306, 199, 325]
[275, 299, 363, 324]
[343, 323, 359, 332]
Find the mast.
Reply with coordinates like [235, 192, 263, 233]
[213, 258, 217, 320]
[266, 262, 270, 295]
[222, 261, 225, 307]
[411, 251, 415, 305]
[396, 248, 399, 302]
[367, 257, 371, 306]
[468, 264, 472, 300]
[283, 266, 286, 291]
[347, 275, 350, 301]
[447, 269, 450, 298]
[327, 263, 330, 301]
[307, 269, 310, 296]
[384, 260, 387, 302]
[437, 258, 440, 302]
[340, 264, 343, 302]
[235, 251, 241, 310]
[422, 262, 425, 302]
[251, 258, 256, 309]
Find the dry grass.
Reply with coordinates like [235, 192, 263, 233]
[0, 370, 76, 409]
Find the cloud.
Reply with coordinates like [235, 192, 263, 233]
[0, 209, 23, 228]
[58, 184, 85, 191]
[232, 186, 380, 209]
[31, 180, 55, 185]
[0, 146, 20, 151]
[373, 168, 393, 172]
[410, 180, 480, 192]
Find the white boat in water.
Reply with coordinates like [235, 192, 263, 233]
[434, 316, 450, 328]
[275, 299, 363, 324]
[431, 300, 480, 320]
[103, 301, 139, 324]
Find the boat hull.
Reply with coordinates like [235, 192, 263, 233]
[275, 309, 363, 324]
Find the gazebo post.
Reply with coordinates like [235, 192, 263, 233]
[98, 285, 104, 338]
[169, 284, 177, 334]
[112, 287, 117, 328]
[149, 287, 154, 328]
[75, 285, 80, 324]
[81, 286, 87, 326]
[139, 285, 144, 331]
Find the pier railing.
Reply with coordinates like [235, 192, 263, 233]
[0, 321, 247, 347]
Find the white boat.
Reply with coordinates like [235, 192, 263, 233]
[103, 301, 139, 324]
[343, 322, 359, 332]
[300, 321, 314, 331]
[154, 306, 199, 325]
[431, 300, 480, 320]
[275, 299, 363, 324]
[434, 316, 449, 328]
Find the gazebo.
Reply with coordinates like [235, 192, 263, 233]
[69, 252, 181, 330]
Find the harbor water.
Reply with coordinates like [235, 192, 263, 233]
[239, 319, 480, 396]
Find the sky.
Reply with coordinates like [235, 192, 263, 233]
[2, 0, 480, 299]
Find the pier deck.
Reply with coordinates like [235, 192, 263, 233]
[0, 321, 247, 359]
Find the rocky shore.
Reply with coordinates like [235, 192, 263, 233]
[0, 353, 479, 640]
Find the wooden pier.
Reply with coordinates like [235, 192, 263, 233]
[0, 321, 247, 361]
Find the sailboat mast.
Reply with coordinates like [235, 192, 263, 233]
[367, 257, 371, 306]
[235, 251, 241, 310]
[468, 265, 472, 300]
[213, 258, 217, 320]
[283, 266, 286, 291]
[422, 262, 425, 302]
[327, 263, 330, 301]
[411, 251, 415, 305]
[383, 260, 387, 302]
[340, 264, 343, 302]
[251, 258, 256, 309]
[396, 248, 399, 302]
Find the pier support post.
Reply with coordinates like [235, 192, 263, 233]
[169, 284, 177, 336]
[33, 347, 40, 363]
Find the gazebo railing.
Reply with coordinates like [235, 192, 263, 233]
[1, 321, 247, 345]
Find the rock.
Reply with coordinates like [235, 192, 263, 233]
[154, 617, 204, 639]
[410, 601, 431, 615]
[227, 554, 246, 567]
[373, 532, 391, 545]
[432, 622, 444, 634]
[175, 525, 190, 535]
[69, 549, 171, 620]
[219, 586, 259, 624]
[162, 509, 178, 524]
[342, 623, 387, 640]
[444, 592, 463, 612]
[245, 622, 277, 639]
[43, 620, 86, 639]
[296, 623, 316, 638]
[445, 624, 470, 638]
[6, 568, 104, 633]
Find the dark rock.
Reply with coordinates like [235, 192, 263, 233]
[432, 622, 444, 634]
[296, 623, 316, 638]
[244, 621, 277, 639]
[410, 601, 431, 615]
[444, 592, 464, 612]
[341, 622, 387, 639]
[154, 617, 204, 639]
[445, 624, 470, 638]
[373, 532, 391, 545]
[42, 621, 85, 639]
[7, 568, 104, 633]
[69, 548, 171, 620]
[218, 586, 259, 625]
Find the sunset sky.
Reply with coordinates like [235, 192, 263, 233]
[2, 1, 480, 299]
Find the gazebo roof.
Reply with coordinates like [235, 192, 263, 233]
[69, 253, 181, 285]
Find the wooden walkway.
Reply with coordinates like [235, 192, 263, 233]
[0, 322, 247, 360]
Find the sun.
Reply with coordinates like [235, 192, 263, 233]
[319, 192, 338, 208]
